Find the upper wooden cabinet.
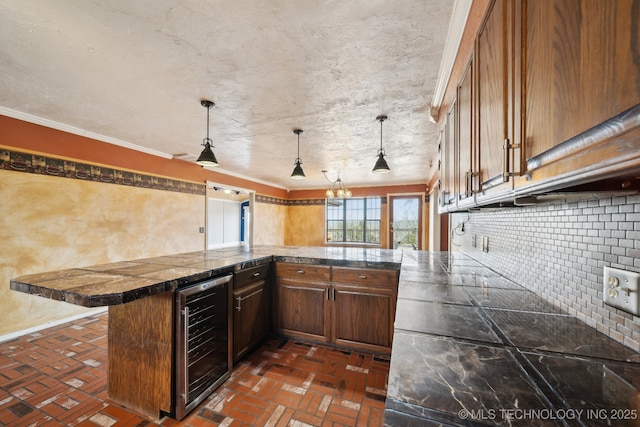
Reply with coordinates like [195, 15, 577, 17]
[438, 98, 457, 212]
[438, 0, 640, 211]
[516, 0, 640, 192]
[475, 0, 515, 200]
[457, 55, 476, 208]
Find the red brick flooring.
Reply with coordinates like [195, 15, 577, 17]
[0, 313, 389, 426]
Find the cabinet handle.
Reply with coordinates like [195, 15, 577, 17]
[502, 138, 510, 182]
[236, 288, 264, 312]
[332, 288, 336, 300]
[253, 272, 261, 277]
[465, 170, 473, 197]
[502, 138, 522, 181]
[357, 275, 367, 279]
[297, 270, 305, 274]
[327, 288, 330, 300]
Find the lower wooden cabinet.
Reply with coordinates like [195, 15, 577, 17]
[233, 280, 269, 362]
[233, 263, 271, 362]
[274, 277, 330, 342]
[274, 262, 399, 354]
[332, 285, 395, 352]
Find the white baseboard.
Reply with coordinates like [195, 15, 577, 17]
[0, 307, 108, 343]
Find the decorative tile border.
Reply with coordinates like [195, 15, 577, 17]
[0, 148, 205, 195]
[256, 195, 326, 206]
[255, 195, 385, 206]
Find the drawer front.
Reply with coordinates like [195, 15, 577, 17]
[235, 263, 270, 289]
[275, 262, 331, 282]
[331, 267, 398, 287]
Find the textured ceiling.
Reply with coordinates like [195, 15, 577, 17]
[0, 0, 454, 190]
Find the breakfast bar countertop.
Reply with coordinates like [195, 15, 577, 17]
[9, 245, 402, 306]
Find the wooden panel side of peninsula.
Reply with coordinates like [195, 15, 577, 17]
[107, 291, 173, 418]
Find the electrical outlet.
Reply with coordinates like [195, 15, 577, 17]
[603, 266, 640, 316]
[199, 227, 205, 234]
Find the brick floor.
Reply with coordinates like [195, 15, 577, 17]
[0, 313, 389, 426]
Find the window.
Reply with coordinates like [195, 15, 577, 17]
[326, 197, 381, 244]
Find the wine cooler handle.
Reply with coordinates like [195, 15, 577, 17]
[182, 306, 189, 400]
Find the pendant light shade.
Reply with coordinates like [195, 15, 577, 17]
[290, 129, 306, 179]
[372, 115, 391, 174]
[196, 100, 219, 167]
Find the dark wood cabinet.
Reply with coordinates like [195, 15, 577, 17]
[273, 263, 399, 354]
[475, 0, 516, 201]
[438, 99, 457, 212]
[331, 267, 398, 354]
[233, 263, 271, 362]
[275, 278, 329, 341]
[438, 0, 640, 210]
[516, 0, 640, 192]
[273, 263, 331, 342]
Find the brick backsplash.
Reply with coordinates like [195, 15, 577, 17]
[451, 195, 640, 352]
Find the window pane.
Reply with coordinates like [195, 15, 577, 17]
[365, 220, 380, 243]
[326, 197, 380, 244]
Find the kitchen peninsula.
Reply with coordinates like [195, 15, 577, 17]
[10, 246, 640, 426]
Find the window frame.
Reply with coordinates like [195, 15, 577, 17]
[325, 197, 382, 245]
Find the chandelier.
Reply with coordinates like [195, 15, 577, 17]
[323, 170, 352, 198]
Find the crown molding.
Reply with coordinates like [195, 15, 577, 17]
[430, 0, 472, 120]
[0, 106, 174, 159]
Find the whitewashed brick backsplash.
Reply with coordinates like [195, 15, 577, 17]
[451, 195, 640, 352]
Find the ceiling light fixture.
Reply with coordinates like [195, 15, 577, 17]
[372, 115, 391, 173]
[290, 129, 306, 179]
[323, 170, 352, 198]
[196, 100, 219, 167]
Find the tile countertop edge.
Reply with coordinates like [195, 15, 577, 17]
[9, 246, 403, 307]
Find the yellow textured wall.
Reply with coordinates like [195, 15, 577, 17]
[285, 205, 325, 246]
[0, 169, 204, 335]
[253, 200, 286, 246]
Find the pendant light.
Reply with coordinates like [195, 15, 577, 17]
[372, 115, 391, 173]
[290, 129, 306, 179]
[196, 100, 219, 167]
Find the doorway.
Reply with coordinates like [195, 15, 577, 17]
[389, 195, 423, 250]
[205, 181, 254, 250]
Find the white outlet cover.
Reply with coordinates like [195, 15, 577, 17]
[603, 266, 640, 316]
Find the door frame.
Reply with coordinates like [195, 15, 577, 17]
[387, 193, 425, 250]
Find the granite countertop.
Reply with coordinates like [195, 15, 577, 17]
[11, 246, 640, 426]
[9, 245, 403, 306]
[385, 251, 640, 427]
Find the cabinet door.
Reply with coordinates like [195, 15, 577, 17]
[476, 0, 514, 198]
[274, 277, 329, 342]
[332, 284, 395, 353]
[518, 0, 640, 189]
[457, 56, 475, 206]
[439, 99, 457, 212]
[233, 280, 269, 362]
